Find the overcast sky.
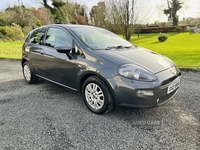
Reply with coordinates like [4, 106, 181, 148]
[0, 0, 199, 23]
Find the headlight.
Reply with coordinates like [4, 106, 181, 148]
[118, 64, 156, 81]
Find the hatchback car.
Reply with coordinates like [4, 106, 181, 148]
[22, 24, 181, 114]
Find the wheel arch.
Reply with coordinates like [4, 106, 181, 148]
[21, 58, 27, 66]
[78, 72, 116, 107]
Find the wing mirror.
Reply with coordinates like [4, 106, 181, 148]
[56, 46, 71, 53]
[56, 46, 73, 60]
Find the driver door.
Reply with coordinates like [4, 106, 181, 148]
[41, 27, 81, 89]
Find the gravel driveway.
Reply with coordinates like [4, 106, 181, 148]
[0, 59, 199, 150]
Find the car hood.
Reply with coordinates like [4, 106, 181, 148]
[97, 46, 175, 74]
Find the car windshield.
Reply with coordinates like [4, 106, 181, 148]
[70, 27, 132, 50]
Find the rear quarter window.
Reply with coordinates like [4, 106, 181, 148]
[29, 28, 46, 44]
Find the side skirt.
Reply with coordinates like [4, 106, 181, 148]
[36, 74, 78, 91]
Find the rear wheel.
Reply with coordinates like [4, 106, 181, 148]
[82, 76, 113, 114]
[22, 62, 38, 84]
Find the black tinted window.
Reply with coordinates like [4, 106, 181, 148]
[30, 28, 45, 44]
[45, 28, 72, 48]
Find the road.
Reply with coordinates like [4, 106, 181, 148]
[0, 59, 199, 150]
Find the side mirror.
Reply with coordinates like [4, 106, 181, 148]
[56, 46, 73, 60]
[56, 46, 71, 53]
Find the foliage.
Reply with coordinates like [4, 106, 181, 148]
[105, 0, 136, 41]
[90, 2, 106, 27]
[175, 26, 182, 33]
[4, 6, 36, 28]
[0, 17, 5, 26]
[0, 27, 7, 35]
[93, 0, 152, 41]
[163, 0, 183, 26]
[0, 1, 89, 41]
[0, 24, 24, 41]
[0, 32, 10, 41]
[42, 0, 87, 24]
[76, 15, 87, 25]
[21, 26, 33, 37]
[33, 8, 53, 25]
[36, 19, 42, 27]
[158, 33, 168, 42]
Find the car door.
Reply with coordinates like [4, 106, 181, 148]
[28, 27, 46, 76]
[41, 27, 82, 90]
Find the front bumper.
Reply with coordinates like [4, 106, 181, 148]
[107, 67, 181, 108]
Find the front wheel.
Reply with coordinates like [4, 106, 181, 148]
[22, 62, 38, 84]
[82, 76, 113, 114]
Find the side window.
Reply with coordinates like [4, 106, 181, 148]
[45, 28, 73, 48]
[30, 28, 45, 44]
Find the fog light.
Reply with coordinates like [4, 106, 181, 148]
[137, 90, 154, 96]
[156, 99, 160, 103]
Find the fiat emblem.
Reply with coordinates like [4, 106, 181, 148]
[169, 69, 176, 75]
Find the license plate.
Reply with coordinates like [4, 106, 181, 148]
[167, 78, 180, 94]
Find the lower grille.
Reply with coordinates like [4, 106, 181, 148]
[161, 72, 181, 86]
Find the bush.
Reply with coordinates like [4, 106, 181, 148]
[0, 27, 7, 35]
[0, 32, 11, 41]
[0, 24, 24, 41]
[0, 18, 5, 26]
[5, 25, 24, 41]
[175, 26, 182, 33]
[0, 32, 5, 38]
[158, 33, 168, 42]
[22, 26, 32, 37]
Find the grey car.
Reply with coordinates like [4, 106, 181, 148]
[22, 24, 181, 114]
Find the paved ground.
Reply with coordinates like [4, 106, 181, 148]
[0, 59, 199, 150]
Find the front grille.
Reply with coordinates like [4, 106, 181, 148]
[161, 72, 181, 86]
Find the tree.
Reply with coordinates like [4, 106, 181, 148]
[163, 0, 183, 26]
[41, 0, 88, 24]
[42, 0, 67, 23]
[104, 0, 135, 41]
[4, 5, 36, 28]
[90, 2, 106, 27]
[33, 8, 53, 25]
[105, 0, 152, 41]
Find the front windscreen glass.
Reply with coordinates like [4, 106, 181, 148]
[71, 26, 132, 50]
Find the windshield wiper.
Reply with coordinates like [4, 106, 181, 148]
[124, 45, 133, 49]
[105, 45, 133, 50]
[105, 46, 123, 50]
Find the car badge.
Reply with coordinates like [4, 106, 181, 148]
[169, 68, 176, 75]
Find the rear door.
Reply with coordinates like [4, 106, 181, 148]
[28, 27, 46, 76]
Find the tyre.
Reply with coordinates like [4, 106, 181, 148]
[22, 61, 38, 84]
[82, 76, 113, 114]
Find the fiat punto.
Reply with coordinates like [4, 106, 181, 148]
[22, 24, 181, 114]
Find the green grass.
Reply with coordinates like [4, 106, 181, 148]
[0, 41, 23, 59]
[0, 32, 200, 69]
[131, 32, 200, 69]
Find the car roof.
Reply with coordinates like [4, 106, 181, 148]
[42, 24, 96, 29]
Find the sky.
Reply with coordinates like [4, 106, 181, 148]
[0, 0, 199, 23]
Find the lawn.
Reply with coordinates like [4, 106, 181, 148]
[0, 41, 23, 59]
[0, 32, 200, 69]
[131, 32, 200, 69]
